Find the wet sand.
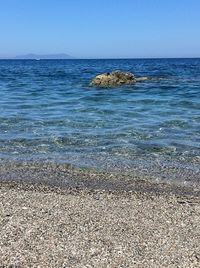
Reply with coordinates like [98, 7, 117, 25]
[0, 162, 200, 267]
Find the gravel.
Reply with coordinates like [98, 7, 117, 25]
[0, 181, 200, 267]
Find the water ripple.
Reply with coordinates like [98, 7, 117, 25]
[0, 58, 200, 183]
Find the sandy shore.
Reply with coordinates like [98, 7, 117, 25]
[0, 162, 200, 267]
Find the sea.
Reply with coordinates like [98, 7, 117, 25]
[0, 58, 199, 186]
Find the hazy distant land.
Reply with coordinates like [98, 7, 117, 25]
[14, 53, 74, 59]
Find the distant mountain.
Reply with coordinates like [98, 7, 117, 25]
[15, 53, 74, 59]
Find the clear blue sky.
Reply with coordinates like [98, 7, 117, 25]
[0, 0, 200, 58]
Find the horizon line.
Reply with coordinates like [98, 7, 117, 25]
[0, 56, 200, 60]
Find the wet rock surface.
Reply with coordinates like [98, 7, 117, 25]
[90, 71, 136, 87]
[90, 71, 152, 87]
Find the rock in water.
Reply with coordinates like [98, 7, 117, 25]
[90, 71, 136, 87]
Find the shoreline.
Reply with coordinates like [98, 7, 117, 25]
[0, 161, 200, 267]
[0, 160, 199, 197]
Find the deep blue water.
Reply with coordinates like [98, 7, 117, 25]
[0, 59, 200, 184]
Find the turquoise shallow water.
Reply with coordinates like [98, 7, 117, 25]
[0, 59, 200, 184]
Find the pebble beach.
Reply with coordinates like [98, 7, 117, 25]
[0, 162, 200, 267]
